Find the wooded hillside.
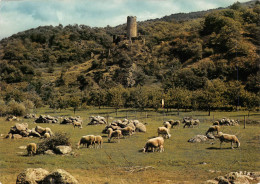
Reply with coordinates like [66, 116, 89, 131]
[0, 1, 259, 115]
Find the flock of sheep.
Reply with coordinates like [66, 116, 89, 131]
[25, 116, 240, 156]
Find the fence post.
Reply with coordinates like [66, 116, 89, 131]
[244, 115, 246, 129]
[107, 113, 109, 126]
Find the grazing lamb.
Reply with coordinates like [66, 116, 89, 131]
[157, 127, 171, 139]
[206, 125, 220, 135]
[169, 120, 180, 128]
[77, 135, 95, 148]
[216, 132, 240, 149]
[183, 119, 200, 128]
[94, 135, 103, 148]
[213, 121, 220, 126]
[43, 132, 51, 138]
[27, 143, 37, 156]
[120, 126, 133, 136]
[163, 121, 171, 130]
[142, 137, 164, 153]
[107, 128, 122, 143]
[73, 121, 82, 129]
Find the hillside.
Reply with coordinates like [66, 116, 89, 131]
[0, 1, 259, 114]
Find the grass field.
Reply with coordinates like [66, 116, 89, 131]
[0, 107, 259, 184]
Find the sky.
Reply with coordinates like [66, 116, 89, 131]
[0, 0, 250, 40]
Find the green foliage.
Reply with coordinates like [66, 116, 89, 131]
[0, 3, 258, 112]
[37, 132, 71, 154]
[7, 100, 26, 116]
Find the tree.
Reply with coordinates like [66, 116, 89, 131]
[69, 96, 81, 114]
[108, 85, 125, 115]
[169, 87, 191, 115]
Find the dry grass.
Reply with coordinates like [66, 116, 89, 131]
[0, 107, 259, 183]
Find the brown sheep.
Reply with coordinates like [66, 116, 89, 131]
[142, 137, 164, 153]
[77, 135, 95, 148]
[157, 127, 171, 139]
[169, 120, 180, 128]
[120, 126, 133, 136]
[94, 135, 103, 149]
[73, 121, 82, 129]
[213, 121, 220, 126]
[206, 125, 220, 135]
[216, 132, 240, 149]
[107, 128, 122, 142]
[27, 143, 37, 156]
[43, 132, 51, 138]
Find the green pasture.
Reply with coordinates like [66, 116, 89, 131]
[0, 107, 259, 183]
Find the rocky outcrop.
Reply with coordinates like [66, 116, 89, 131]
[205, 171, 260, 184]
[16, 168, 78, 184]
[35, 115, 58, 124]
[40, 169, 78, 184]
[188, 135, 208, 143]
[102, 119, 146, 133]
[24, 114, 37, 119]
[60, 116, 83, 125]
[54, 146, 72, 155]
[5, 124, 53, 139]
[16, 168, 49, 184]
[6, 115, 20, 121]
[88, 116, 107, 125]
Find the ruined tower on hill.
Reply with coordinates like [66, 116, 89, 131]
[127, 16, 137, 39]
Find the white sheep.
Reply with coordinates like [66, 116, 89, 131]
[107, 128, 122, 143]
[27, 143, 37, 156]
[216, 132, 240, 149]
[142, 137, 164, 153]
[163, 121, 171, 130]
[94, 135, 103, 149]
[77, 135, 95, 148]
[157, 127, 171, 139]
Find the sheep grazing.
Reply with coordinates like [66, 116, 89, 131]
[163, 121, 171, 130]
[107, 128, 122, 143]
[206, 125, 220, 135]
[27, 143, 37, 156]
[43, 132, 51, 138]
[94, 135, 103, 148]
[77, 135, 95, 148]
[183, 119, 200, 128]
[216, 132, 240, 149]
[168, 120, 180, 128]
[73, 121, 82, 129]
[120, 126, 134, 136]
[213, 121, 220, 126]
[142, 137, 164, 153]
[157, 127, 171, 139]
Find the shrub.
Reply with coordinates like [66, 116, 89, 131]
[8, 101, 26, 116]
[37, 132, 71, 154]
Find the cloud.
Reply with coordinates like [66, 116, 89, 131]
[0, 0, 250, 40]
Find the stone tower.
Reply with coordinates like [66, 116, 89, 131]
[127, 16, 137, 39]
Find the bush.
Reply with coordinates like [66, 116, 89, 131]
[8, 101, 26, 116]
[0, 105, 8, 116]
[37, 132, 71, 154]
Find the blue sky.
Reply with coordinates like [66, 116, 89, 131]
[0, 0, 250, 40]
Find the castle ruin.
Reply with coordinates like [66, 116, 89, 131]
[127, 16, 137, 39]
[113, 16, 144, 45]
